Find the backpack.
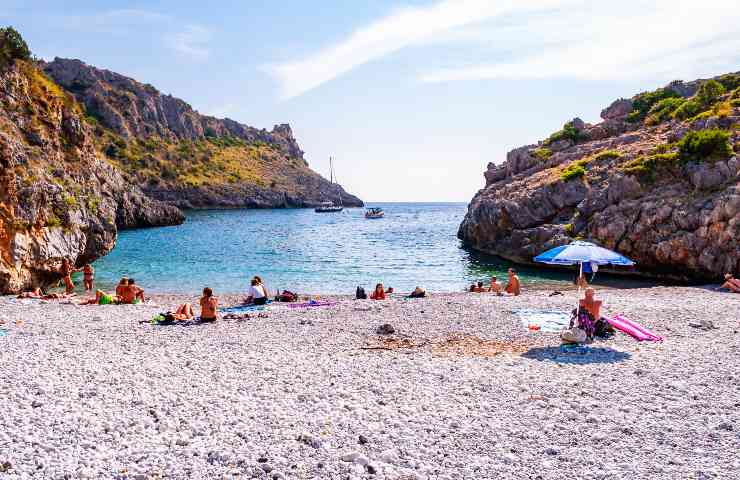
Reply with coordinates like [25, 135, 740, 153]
[356, 286, 367, 299]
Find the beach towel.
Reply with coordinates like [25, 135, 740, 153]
[513, 310, 571, 333]
[607, 314, 663, 342]
[288, 300, 337, 309]
[0, 329, 7, 337]
[220, 302, 271, 314]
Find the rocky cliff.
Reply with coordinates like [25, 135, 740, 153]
[0, 59, 183, 293]
[459, 73, 740, 281]
[43, 58, 362, 208]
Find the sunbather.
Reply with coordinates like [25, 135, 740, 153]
[505, 268, 521, 296]
[128, 279, 145, 303]
[370, 283, 386, 300]
[115, 277, 128, 297]
[408, 287, 426, 298]
[17, 288, 43, 298]
[82, 264, 95, 291]
[245, 278, 267, 305]
[488, 276, 503, 294]
[199, 287, 218, 322]
[60, 258, 79, 293]
[172, 303, 195, 320]
[79, 290, 117, 305]
[721, 273, 740, 293]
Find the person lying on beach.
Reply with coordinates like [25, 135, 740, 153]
[199, 287, 218, 322]
[488, 276, 503, 294]
[469, 284, 477, 292]
[721, 274, 740, 293]
[505, 268, 521, 296]
[79, 290, 117, 305]
[370, 283, 386, 300]
[172, 303, 195, 320]
[82, 264, 94, 292]
[385, 286, 395, 294]
[17, 288, 44, 298]
[408, 287, 426, 298]
[245, 278, 268, 305]
[60, 259, 79, 294]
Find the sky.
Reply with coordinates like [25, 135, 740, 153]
[2, 0, 739, 202]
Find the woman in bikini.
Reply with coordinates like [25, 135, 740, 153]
[370, 283, 386, 300]
[60, 259, 78, 293]
[82, 264, 95, 292]
[199, 287, 218, 322]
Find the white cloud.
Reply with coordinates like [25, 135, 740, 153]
[58, 9, 211, 62]
[263, 0, 574, 100]
[421, 0, 740, 84]
[165, 25, 211, 61]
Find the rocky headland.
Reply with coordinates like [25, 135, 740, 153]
[459, 73, 740, 281]
[0, 28, 361, 293]
[42, 58, 362, 209]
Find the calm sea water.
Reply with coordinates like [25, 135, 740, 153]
[86, 203, 646, 295]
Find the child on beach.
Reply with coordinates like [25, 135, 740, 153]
[488, 276, 503, 294]
[82, 264, 94, 292]
[199, 287, 218, 322]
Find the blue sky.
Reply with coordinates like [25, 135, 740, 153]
[3, 1, 739, 201]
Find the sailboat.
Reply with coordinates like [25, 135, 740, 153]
[315, 156, 344, 213]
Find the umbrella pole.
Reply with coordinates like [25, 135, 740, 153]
[576, 261, 583, 318]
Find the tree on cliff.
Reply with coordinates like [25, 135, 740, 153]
[0, 26, 31, 68]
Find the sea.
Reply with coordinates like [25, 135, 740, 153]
[87, 202, 651, 295]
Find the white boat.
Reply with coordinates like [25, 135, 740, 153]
[315, 157, 344, 213]
[365, 207, 384, 219]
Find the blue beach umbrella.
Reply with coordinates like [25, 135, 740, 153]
[534, 240, 635, 317]
[534, 241, 635, 267]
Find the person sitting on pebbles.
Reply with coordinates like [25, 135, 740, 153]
[370, 283, 387, 300]
[78, 290, 117, 305]
[245, 277, 268, 305]
[199, 287, 218, 322]
[721, 273, 740, 293]
[505, 268, 521, 296]
[488, 276, 503, 295]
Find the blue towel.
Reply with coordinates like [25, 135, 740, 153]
[220, 301, 271, 313]
[0, 329, 7, 337]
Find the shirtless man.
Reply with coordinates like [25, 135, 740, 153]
[118, 281, 138, 304]
[82, 264, 95, 292]
[115, 278, 128, 297]
[505, 268, 521, 296]
[17, 288, 43, 298]
[579, 287, 602, 319]
[60, 259, 78, 294]
[488, 276, 503, 294]
[127, 279, 145, 303]
[199, 287, 218, 322]
[721, 273, 740, 293]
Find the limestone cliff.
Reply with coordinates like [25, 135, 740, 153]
[0, 59, 183, 293]
[459, 73, 740, 281]
[43, 58, 362, 209]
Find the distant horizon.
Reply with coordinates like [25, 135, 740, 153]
[3, 0, 738, 202]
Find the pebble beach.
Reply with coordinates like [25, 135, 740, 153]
[1, 286, 739, 480]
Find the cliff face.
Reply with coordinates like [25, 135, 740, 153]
[0, 60, 183, 293]
[43, 58, 362, 208]
[459, 73, 740, 281]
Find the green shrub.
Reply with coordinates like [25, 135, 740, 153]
[732, 87, 740, 100]
[627, 87, 681, 122]
[673, 99, 703, 120]
[545, 121, 585, 146]
[645, 97, 686, 125]
[678, 129, 733, 163]
[64, 195, 77, 207]
[696, 80, 725, 107]
[593, 150, 622, 162]
[564, 223, 575, 237]
[621, 152, 679, 183]
[560, 159, 588, 182]
[731, 98, 740, 108]
[0, 26, 31, 68]
[716, 73, 740, 92]
[532, 147, 552, 160]
[46, 214, 63, 228]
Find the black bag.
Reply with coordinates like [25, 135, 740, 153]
[356, 286, 367, 299]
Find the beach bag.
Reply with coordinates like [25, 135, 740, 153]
[561, 327, 587, 344]
[570, 308, 596, 340]
[276, 290, 298, 302]
[356, 287, 367, 299]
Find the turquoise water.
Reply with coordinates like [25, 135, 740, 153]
[86, 203, 639, 295]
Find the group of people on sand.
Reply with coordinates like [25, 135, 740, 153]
[470, 268, 521, 296]
[79, 277, 145, 305]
